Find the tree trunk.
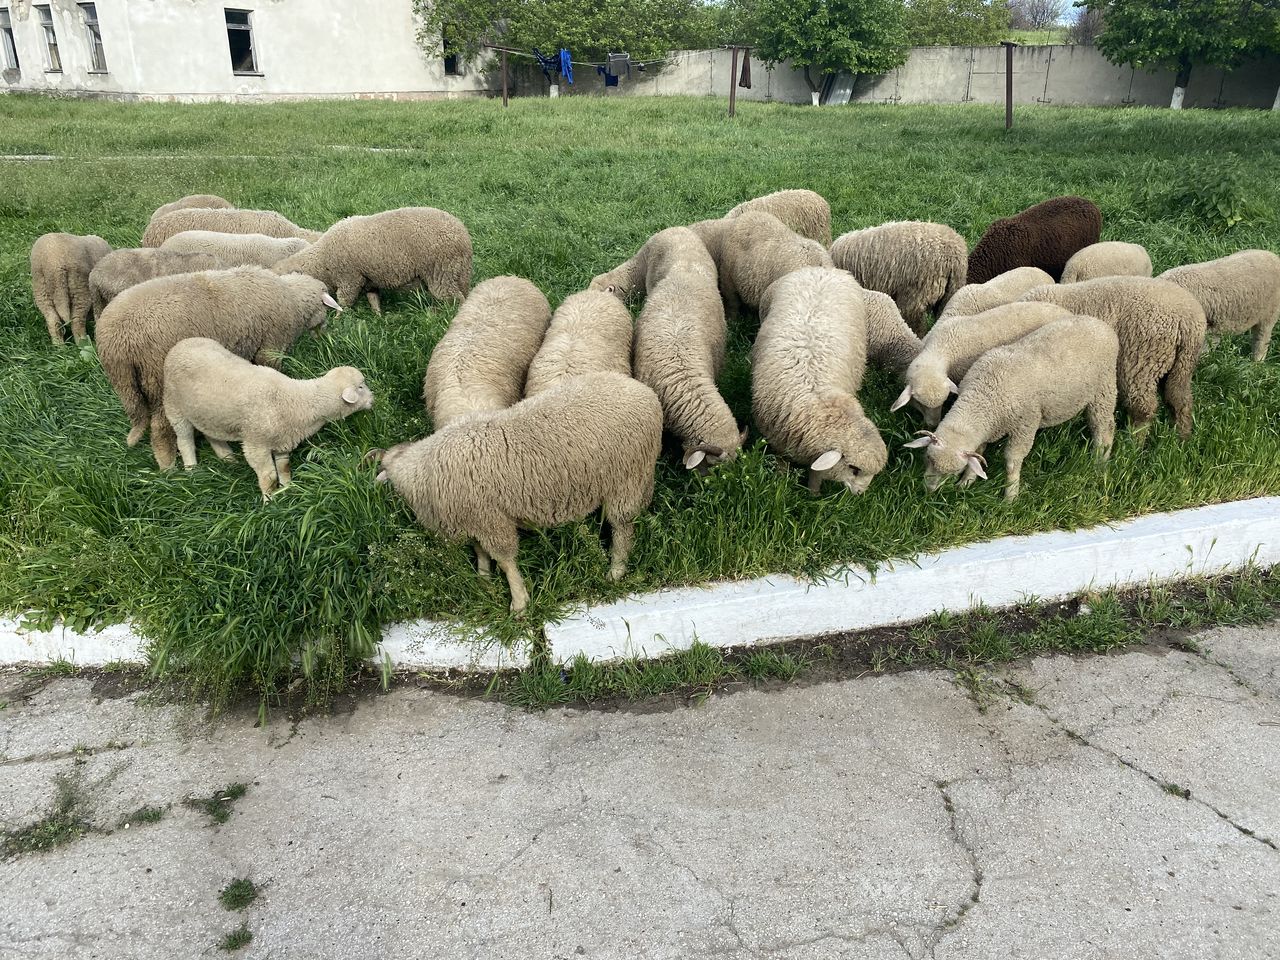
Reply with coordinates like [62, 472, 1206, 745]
[1273, 81, 1279, 111]
[802, 65, 817, 94]
[1171, 57, 1192, 109]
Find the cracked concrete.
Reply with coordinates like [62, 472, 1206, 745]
[2, 624, 1279, 960]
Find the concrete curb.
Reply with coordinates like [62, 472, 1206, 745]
[544, 497, 1280, 664]
[3, 498, 1276, 671]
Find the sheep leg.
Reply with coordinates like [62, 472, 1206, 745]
[34, 280, 65, 344]
[171, 418, 199, 471]
[1120, 371, 1158, 444]
[365, 290, 382, 315]
[806, 469, 823, 495]
[208, 438, 237, 462]
[243, 443, 278, 501]
[475, 545, 492, 577]
[1002, 430, 1036, 502]
[604, 513, 636, 581]
[491, 548, 529, 614]
[69, 287, 92, 342]
[1252, 319, 1276, 363]
[149, 411, 178, 471]
[273, 452, 292, 488]
[1087, 391, 1117, 462]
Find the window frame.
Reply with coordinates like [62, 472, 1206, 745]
[35, 4, 62, 74]
[224, 8, 260, 77]
[78, 2, 107, 74]
[0, 7, 20, 73]
[442, 32, 460, 77]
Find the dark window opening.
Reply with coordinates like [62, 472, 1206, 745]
[36, 5, 61, 73]
[79, 3, 106, 73]
[442, 33, 460, 76]
[0, 8, 19, 73]
[225, 8, 257, 75]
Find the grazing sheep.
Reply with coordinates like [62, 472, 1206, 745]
[634, 249, 742, 469]
[274, 206, 472, 313]
[371, 372, 663, 613]
[967, 196, 1103, 285]
[525, 290, 634, 397]
[148, 194, 233, 224]
[752, 267, 887, 494]
[164, 337, 373, 499]
[423, 276, 550, 430]
[725, 189, 833, 247]
[830, 221, 968, 334]
[938, 267, 1056, 321]
[892, 302, 1073, 427]
[863, 290, 923, 373]
[96, 266, 338, 469]
[142, 208, 321, 247]
[89, 248, 230, 318]
[1061, 241, 1153, 284]
[721, 211, 833, 321]
[160, 231, 310, 268]
[589, 225, 714, 303]
[1021, 277, 1206, 437]
[903, 316, 1119, 500]
[1160, 249, 1280, 362]
[30, 232, 112, 343]
[688, 219, 729, 270]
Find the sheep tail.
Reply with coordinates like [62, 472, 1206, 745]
[52, 269, 74, 325]
[934, 260, 966, 318]
[102, 352, 150, 445]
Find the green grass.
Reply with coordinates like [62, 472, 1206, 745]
[2, 772, 93, 857]
[218, 878, 260, 912]
[118, 804, 168, 829]
[1, 94, 1278, 706]
[1004, 28, 1070, 45]
[218, 923, 253, 952]
[183, 782, 249, 825]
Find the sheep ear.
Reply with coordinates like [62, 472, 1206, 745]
[363, 448, 385, 465]
[965, 455, 988, 479]
[342, 386, 361, 404]
[606, 284, 616, 295]
[810, 450, 842, 472]
[375, 469, 390, 485]
[684, 450, 706, 470]
[321, 292, 342, 312]
[738, 425, 749, 445]
[902, 436, 934, 449]
[946, 378, 959, 395]
[890, 384, 913, 411]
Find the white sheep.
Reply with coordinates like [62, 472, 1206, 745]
[725, 190, 832, 247]
[30, 232, 113, 343]
[862, 289, 923, 373]
[589, 226, 714, 303]
[160, 231, 310, 268]
[149, 194, 234, 222]
[938, 267, 1056, 321]
[164, 337, 374, 500]
[525, 290, 634, 397]
[892, 302, 1073, 427]
[721, 211, 832, 321]
[752, 267, 887, 494]
[904, 316, 1119, 500]
[1160, 249, 1280, 362]
[142, 208, 320, 247]
[1061, 241, 1153, 284]
[423, 276, 551, 430]
[830, 221, 968, 334]
[89, 248, 230, 318]
[371, 372, 663, 613]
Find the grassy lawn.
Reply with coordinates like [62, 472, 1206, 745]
[1, 94, 1277, 703]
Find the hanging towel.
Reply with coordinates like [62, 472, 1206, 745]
[560, 49, 573, 85]
[739, 48, 752, 89]
[532, 47, 559, 83]
[607, 52, 631, 79]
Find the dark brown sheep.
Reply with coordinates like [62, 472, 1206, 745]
[966, 196, 1102, 285]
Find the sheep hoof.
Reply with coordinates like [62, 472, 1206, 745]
[608, 564, 626, 582]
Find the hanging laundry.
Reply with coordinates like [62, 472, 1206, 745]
[596, 65, 619, 88]
[532, 48, 559, 84]
[559, 49, 573, 85]
[607, 52, 631, 80]
[739, 48, 752, 89]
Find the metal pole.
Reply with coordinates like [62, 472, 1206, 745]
[1003, 42, 1015, 131]
[729, 46, 739, 118]
[502, 49, 509, 108]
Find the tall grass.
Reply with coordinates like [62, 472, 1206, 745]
[1, 94, 1277, 702]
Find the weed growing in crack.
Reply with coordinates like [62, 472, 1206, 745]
[219, 878, 260, 911]
[118, 804, 167, 829]
[218, 923, 252, 952]
[185, 783, 249, 825]
[3, 772, 93, 857]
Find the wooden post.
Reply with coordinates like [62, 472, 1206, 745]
[502, 49, 509, 108]
[1002, 41, 1015, 131]
[728, 46, 739, 117]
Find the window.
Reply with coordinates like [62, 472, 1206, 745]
[224, 9, 257, 75]
[36, 5, 61, 73]
[442, 33, 459, 77]
[79, 3, 106, 72]
[0, 8, 19, 72]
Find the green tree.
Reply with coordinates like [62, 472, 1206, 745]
[739, 0, 910, 92]
[903, 0, 1011, 46]
[1080, 0, 1280, 108]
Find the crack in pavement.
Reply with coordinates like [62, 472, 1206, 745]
[0, 742, 133, 767]
[922, 781, 984, 959]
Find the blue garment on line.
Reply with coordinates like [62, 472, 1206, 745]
[560, 49, 573, 85]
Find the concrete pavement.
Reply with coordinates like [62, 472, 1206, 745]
[1, 624, 1278, 959]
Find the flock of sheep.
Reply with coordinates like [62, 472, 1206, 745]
[28, 190, 1280, 612]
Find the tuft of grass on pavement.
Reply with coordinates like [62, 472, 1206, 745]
[218, 878, 260, 912]
[2, 772, 93, 857]
[184, 782, 249, 825]
[218, 923, 253, 952]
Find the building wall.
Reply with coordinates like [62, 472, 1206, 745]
[0, 0, 494, 100]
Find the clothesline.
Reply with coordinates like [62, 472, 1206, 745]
[482, 44, 707, 70]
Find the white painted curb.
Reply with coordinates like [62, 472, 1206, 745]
[545, 497, 1280, 664]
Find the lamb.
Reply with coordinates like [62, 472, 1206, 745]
[1020, 277, 1206, 437]
[752, 267, 887, 494]
[633, 248, 742, 469]
[524, 290, 634, 397]
[160, 231, 310, 268]
[370, 372, 663, 613]
[1159, 249, 1280, 362]
[30, 232, 113, 343]
[830, 221, 968, 334]
[423, 276, 551, 430]
[688, 219, 729, 270]
[938, 267, 1055, 321]
[903, 316, 1119, 501]
[863, 290, 923, 373]
[967, 196, 1103, 284]
[142, 208, 321, 247]
[274, 206, 472, 314]
[892, 302, 1073, 427]
[89, 248, 230, 318]
[589, 225, 715, 302]
[725, 189, 833, 247]
[95, 266, 339, 470]
[164, 337, 373, 500]
[720, 211, 832, 321]
[1061, 241, 1153, 284]
[148, 194, 233, 223]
